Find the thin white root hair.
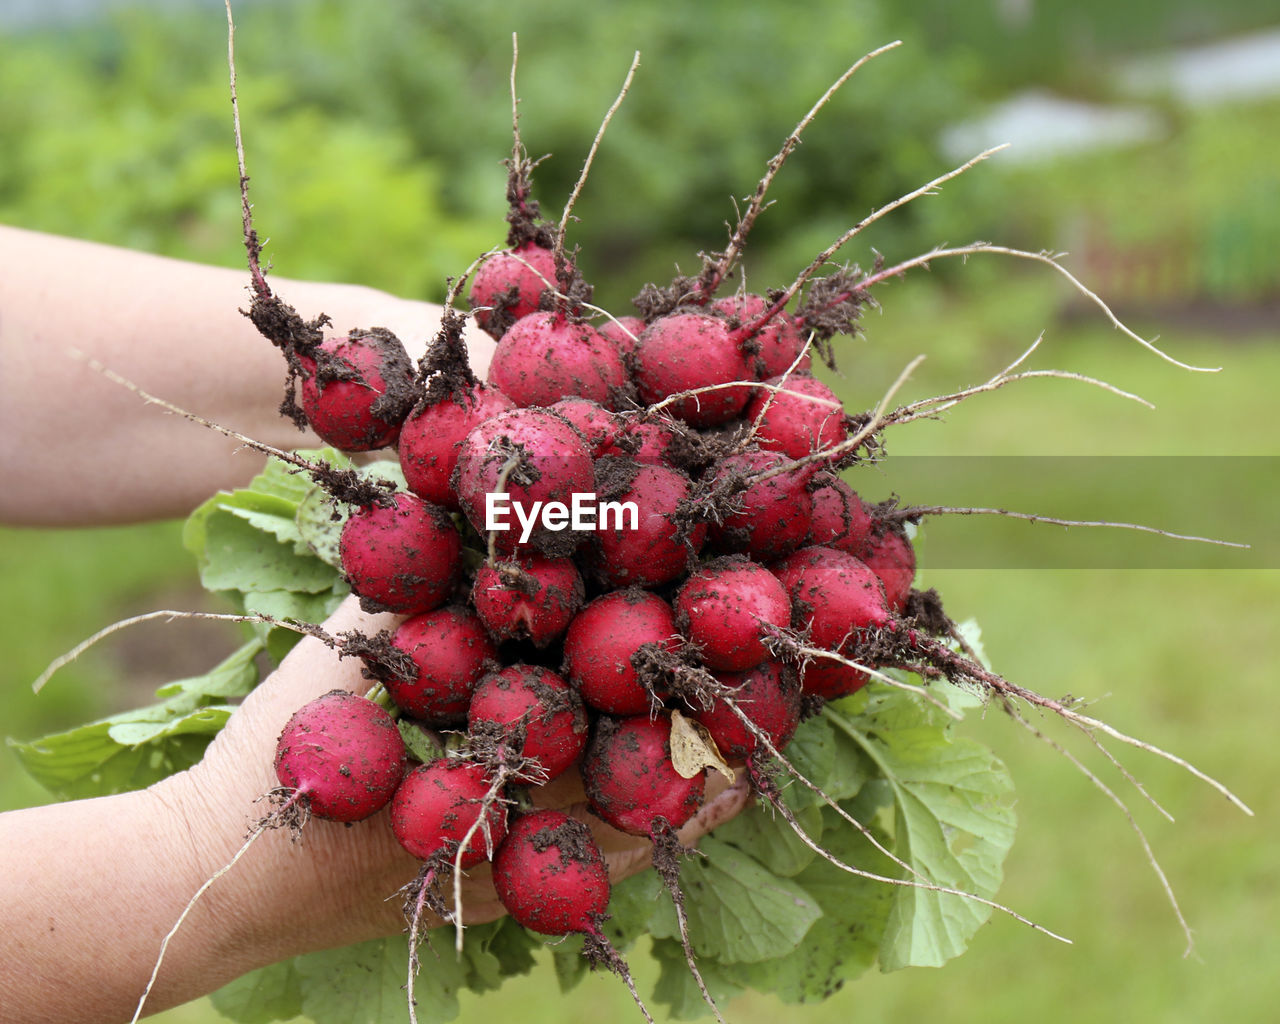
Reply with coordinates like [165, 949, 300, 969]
[1005, 704, 1194, 955]
[858, 243, 1221, 373]
[129, 794, 300, 1024]
[703, 40, 903, 295]
[765, 146, 1009, 318]
[894, 506, 1249, 551]
[760, 776, 1072, 945]
[556, 52, 641, 260]
[32, 609, 339, 694]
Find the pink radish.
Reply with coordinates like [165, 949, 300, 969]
[563, 588, 678, 715]
[339, 492, 461, 615]
[467, 664, 588, 782]
[274, 689, 407, 822]
[297, 330, 416, 453]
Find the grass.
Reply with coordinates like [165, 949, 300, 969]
[2, 273, 1275, 1024]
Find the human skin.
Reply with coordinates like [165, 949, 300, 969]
[0, 224, 492, 524]
[0, 227, 751, 1023]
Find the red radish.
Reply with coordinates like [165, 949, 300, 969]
[773, 545, 890, 699]
[491, 809, 610, 936]
[633, 312, 752, 427]
[599, 417, 682, 466]
[390, 759, 507, 866]
[469, 242, 559, 336]
[591, 461, 706, 588]
[274, 689, 407, 822]
[339, 492, 461, 614]
[487, 312, 628, 409]
[807, 475, 873, 555]
[491, 810, 654, 1022]
[859, 522, 916, 613]
[713, 293, 810, 379]
[452, 408, 595, 557]
[385, 606, 497, 725]
[744, 374, 847, 461]
[674, 558, 790, 672]
[692, 661, 801, 762]
[468, 664, 588, 782]
[582, 713, 705, 836]
[297, 330, 416, 452]
[398, 383, 515, 509]
[708, 450, 814, 560]
[597, 315, 645, 358]
[472, 553, 584, 647]
[549, 397, 621, 456]
[563, 588, 678, 715]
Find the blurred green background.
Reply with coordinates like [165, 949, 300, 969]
[1, 0, 1276, 1021]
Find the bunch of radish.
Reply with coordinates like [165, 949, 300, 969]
[225, 42, 1100, 1024]
[252, 180, 937, 1019]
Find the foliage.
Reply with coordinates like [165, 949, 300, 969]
[0, 0, 977, 308]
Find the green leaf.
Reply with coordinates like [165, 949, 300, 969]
[649, 937, 744, 1020]
[241, 585, 348, 661]
[779, 709, 873, 810]
[8, 721, 213, 800]
[711, 799, 823, 878]
[722, 802, 896, 1003]
[294, 933, 465, 1024]
[398, 720, 445, 765]
[252, 455, 322, 505]
[826, 690, 1017, 970]
[210, 958, 305, 1024]
[224, 503, 307, 553]
[549, 934, 589, 994]
[461, 919, 538, 992]
[296, 482, 350, 569]
[652, 837, 822, 965]
[105, 703, 234, 746]
[198, 511, 339, 595]
[155, 639, 263, 699]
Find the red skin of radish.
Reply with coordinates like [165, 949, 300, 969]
[398, 383, 515, 509]
[599, 418, 682, 466]
[468, 665, 588, 782]
[469, 242, 559, 335]
[773, 545, 890, 699]
[549, 397, 621, 457]
[692, 661, 801, 762]
[591, 461, 706, 588]
[708, 450, 814, 561]
[488, 311, 628, 409]
[472, 553, 584, 647]
[298, 332, 416, 452]
[274, 689, 407, 823]
[744, 374, 847, 461]
[598, 315, 645, 358]
[674, 558, 790, 672]
[390, 759, 508, 867]
[452, 408, 595, 557]
[339, 492, 461, 615]
[713, 293, 810, 379]
[582, 712, 705, 837]
[385, 606, 497, 725]
[807, 475, 873, 556]
[563, 588, 678, 715]
[492, 809, 610, 936]
[633, 312, 752, 428]
[859, 523, 916, 613]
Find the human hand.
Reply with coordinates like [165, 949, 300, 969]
[155, 594, 750, 971]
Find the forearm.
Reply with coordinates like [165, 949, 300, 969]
[0, 226, 493, 526]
